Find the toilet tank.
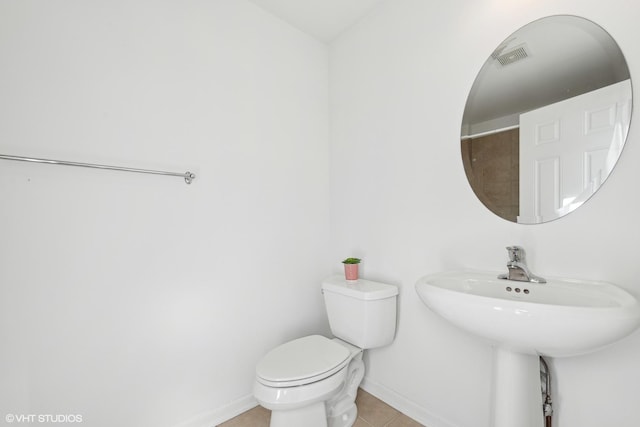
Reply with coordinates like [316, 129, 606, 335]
[321, 276, 398, 349]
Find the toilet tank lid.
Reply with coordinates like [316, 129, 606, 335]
[322, 275, 398, 300]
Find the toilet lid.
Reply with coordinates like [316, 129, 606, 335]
[256, 335, 350, 387]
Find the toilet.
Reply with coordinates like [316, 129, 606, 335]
[253, 275, 398, 427]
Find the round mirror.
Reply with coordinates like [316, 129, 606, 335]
[461, 15, 632, 224]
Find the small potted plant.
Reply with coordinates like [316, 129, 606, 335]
[342, 257, 361, 282]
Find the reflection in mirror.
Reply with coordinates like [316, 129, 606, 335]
[461, 15, 632, 224]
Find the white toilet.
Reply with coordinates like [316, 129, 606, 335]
[253, 275, 398, 427]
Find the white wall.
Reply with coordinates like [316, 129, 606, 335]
[0, 1, 331, 426]
[330, 1, 640, 426]
[4, 1, 640, 426]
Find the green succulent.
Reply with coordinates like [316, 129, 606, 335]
[342, 257, 361, 264]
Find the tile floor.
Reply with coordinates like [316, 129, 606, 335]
[218, 388, 424, 427]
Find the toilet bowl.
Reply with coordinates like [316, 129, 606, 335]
[254, 335, 364, 427]
[253, 276, 398, 427]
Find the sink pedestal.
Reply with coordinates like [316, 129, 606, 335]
[491, 348, 544, 427]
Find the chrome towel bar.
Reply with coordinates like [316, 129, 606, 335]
[0, 153, 196, 184]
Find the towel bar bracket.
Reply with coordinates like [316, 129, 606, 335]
[184, 172, 195, 185]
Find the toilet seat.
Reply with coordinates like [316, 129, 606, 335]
[256, 335, 350, 387]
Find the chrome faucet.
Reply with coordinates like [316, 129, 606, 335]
[498, 246, 546, 283]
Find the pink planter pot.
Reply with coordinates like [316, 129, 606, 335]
[344, 264, 359, 281]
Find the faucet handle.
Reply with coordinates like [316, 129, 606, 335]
[506, 246, 524, 262]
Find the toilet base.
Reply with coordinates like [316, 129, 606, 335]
[327, 403, 357, 427]
[271, 401, 328, 427]
[326, 343, 364, 427]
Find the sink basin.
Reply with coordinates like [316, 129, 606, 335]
[415, 270, 640, 357]
[416, 270, 640, 427]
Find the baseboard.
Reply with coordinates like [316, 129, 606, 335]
[360, 377, 459, 427]
[173, 394, 258, 427]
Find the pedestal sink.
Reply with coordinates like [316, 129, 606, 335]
[415, 270, 640, 427]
